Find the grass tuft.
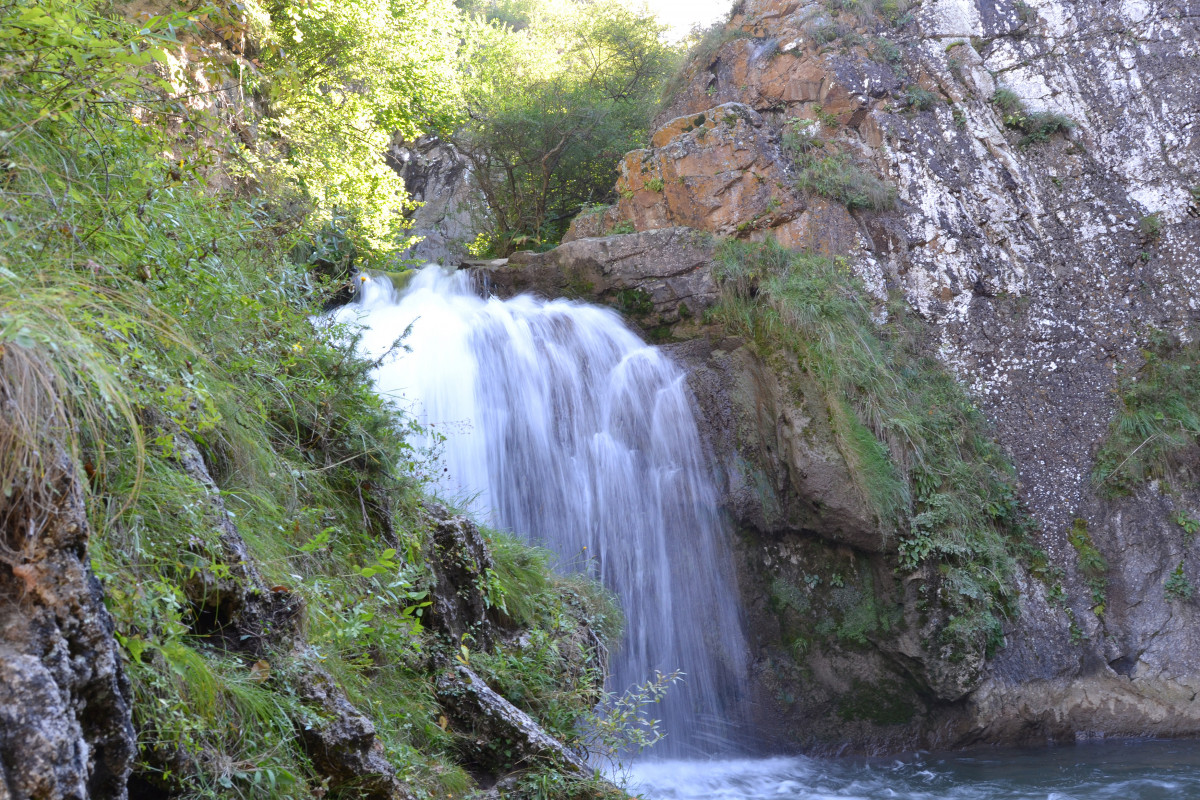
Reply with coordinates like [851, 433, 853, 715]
[710, 238, 1027, 655]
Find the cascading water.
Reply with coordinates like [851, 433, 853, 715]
[334, 266, 1200, 799]
[336, 266, 751, 757]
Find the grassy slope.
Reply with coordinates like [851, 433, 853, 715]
[0, 2, 623, 797]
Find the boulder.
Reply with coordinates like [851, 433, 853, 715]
[435, 664, 593, 775]
[476, 227, 720, 327]
[613, 104, 804, 238]
[294, 667, 415, 800]
[422, 503, 499, 648]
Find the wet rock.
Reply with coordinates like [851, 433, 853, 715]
[0, 348, 134, 799]
[476, 227, 719, 327]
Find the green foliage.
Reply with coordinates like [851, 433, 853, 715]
[1139, 212, 1163, 239]
[906, 85, 939, 111]
[455, 0, 679, 253]
[0, 2, 627, 796]
[872, 37, 903, 64]
[991, 88, 1023, 115]
[1068, 518, 1108, 611]
[1174, 510, 1199, 544]
[254, 0, 465, 256]
[710, 239, 1026, 655]
[1093, 331, 1200, 495]
[1165, 562, 1194, 602]
[990, 88, 1076, 146]
[614, 288, 655, 317]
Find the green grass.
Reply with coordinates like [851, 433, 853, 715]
[991, 88, 1077, 146]
[1093, 331, 1200, 495]
[1068, 518, 1108, 612]
[792, 152, 897, 211]
[710, 239, 1027, 655]
[0, 2, 625, 796]
[780, 119, 896, 211]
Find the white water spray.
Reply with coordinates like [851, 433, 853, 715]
[336, 266, 750, 757]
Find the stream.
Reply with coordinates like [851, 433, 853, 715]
[628, 740, 1200, 799]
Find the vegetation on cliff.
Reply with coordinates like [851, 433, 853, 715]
[1093, 331, 1200, 496]
[0, 1, 636, 796]
[710, 239, 1028, 655]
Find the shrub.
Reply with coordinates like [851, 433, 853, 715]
[1166, 562, 1194, 602]
[1093, 330, 1200, 495]
[872, 37, 903, 63]
[906, 85, 939, 111]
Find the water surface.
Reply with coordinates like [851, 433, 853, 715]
[629, 740, 1200, 799]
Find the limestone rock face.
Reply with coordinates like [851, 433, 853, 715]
[388, 135, 487, 265]
[612, 103, 805, 237]
[478, 227, 721, 327]
[0, 349, 135, 800]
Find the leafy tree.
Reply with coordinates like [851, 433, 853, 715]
[454, 0, 679, 253]
[257, 0, 467, 256]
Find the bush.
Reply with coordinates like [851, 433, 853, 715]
[991, 88, 1076, 146]
[906, 85, 939, 111]
[1093, 330, 1200, 495]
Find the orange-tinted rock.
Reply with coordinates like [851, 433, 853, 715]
[752, 196, 859, 255]
[614, 103, 804, 237]
[562, 204, 621, 242]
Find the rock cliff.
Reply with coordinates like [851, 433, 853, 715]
[484, 0, 1200, 752]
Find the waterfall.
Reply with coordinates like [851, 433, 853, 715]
[336, 266, 749, 757]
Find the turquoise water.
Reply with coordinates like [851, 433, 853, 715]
[629, 740, 1200, 799]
